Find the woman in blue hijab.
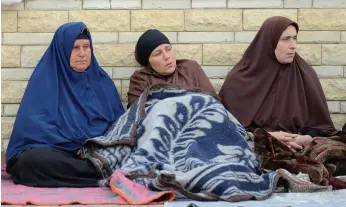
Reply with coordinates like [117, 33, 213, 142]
[5, 22, 125, 187]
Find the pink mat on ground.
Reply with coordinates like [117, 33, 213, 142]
[1, 165, 174, 205]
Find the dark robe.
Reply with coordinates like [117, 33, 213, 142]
[219, 16, 336, 135]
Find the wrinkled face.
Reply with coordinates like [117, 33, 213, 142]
[148, 43, 177, 76]
[275, 25, 297, 64]
[70, 39, 91, 72]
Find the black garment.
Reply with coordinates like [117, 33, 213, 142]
[6, 147, 102, 187]
[299, 127, 329, 137]
[332, 160, 346, 176]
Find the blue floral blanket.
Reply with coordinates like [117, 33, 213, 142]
[81, 84, 280, 201]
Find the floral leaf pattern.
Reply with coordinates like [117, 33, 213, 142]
[82, 87, 279, 201]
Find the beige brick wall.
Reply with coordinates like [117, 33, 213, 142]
[2, 0, 346, 151]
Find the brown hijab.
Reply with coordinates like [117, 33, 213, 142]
[127, 59, 217, 108]
[219, 16, 335, 134]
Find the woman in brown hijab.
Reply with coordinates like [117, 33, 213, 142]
[127, 29, 217, 108]
[219, 16, 337, 150]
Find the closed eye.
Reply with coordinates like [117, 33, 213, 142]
[153, 51, 161, 56]
[165, 45, 172, 51]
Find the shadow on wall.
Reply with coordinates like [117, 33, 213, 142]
[1, 0, 22, 5]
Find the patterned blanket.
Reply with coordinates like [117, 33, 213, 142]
[253, 128, 346, 188]
[80, 84, 281, 202]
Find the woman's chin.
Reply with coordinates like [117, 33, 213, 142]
[162, 67, 176, 75]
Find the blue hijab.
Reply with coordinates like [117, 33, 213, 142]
[6, 22, 125, 163]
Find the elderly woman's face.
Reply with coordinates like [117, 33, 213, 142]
[70, 39, 91, 72]
[149, 43, 176, 76]
[275, 25, 297, 64]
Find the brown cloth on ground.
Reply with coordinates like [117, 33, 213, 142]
[127, 59, 217, 108]
[218, 16, 336, 134]
[253, 128, 346, 188]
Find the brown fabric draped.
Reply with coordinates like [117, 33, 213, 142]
[219, 16, 336, 134]
[127, 59, 217, 108]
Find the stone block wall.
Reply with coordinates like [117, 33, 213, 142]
[2, 0, 346, 152]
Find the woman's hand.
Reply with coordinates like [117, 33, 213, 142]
[268, 131, 303, 150]
[293, 135, 313, 147]
[268, 131, 297, 142]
